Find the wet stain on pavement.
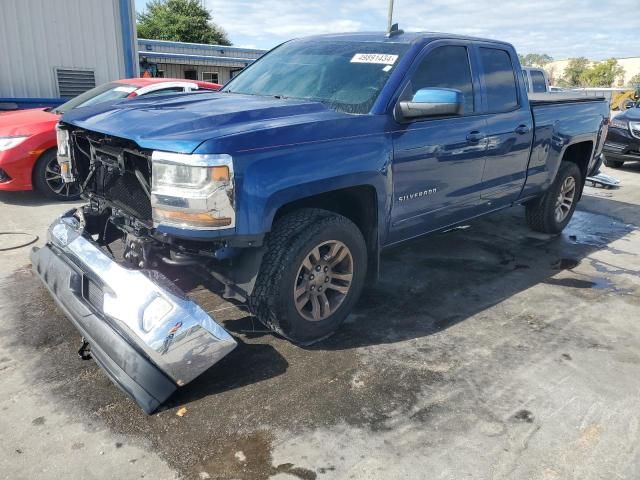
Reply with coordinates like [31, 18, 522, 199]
[512, 410, 535, 423]
[552, 258, 580, 270]
[544, 277, 597, 289]
[195, 431, 317, 480]
[31, 416, 45, 426]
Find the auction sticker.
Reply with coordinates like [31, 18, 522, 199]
[351, 53, 398, 65]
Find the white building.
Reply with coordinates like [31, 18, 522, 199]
[138, 39, 265, 85]
[0, 0, 138, 105]
[0, 0, 265, 109]
[546, 57, 640, 87]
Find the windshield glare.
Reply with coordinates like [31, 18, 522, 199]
[224, 40, 410, 114]
[53, 83, 137, 114]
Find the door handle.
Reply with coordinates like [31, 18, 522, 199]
[466, 131, 486, 143]
[515, 124, 530, 135]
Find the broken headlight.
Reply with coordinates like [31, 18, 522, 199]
[55, 124, 75, 182]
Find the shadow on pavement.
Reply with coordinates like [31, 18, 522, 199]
[0, 190, 72, 207]
[170, 330, 289, 408]
[308, 194, 637, 352]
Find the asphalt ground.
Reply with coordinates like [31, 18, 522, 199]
[1, 163, 639, 480]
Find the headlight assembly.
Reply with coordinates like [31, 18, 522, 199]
[55, 125, 75, 182]
[0, 136, 29, 152]
[609, 117, 629, 131]
[151, 151, 235, 230]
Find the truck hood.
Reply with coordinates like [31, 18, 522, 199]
[0, 108, 59, 136]
[61, 92, 345, 154]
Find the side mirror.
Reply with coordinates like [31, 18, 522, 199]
[398, 88, 464, 120]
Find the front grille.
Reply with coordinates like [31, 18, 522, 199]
[71, 129, 152, 222]
[100, 169, 153, 221]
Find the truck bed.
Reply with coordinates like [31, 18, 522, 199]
[529, 92, 608, 106]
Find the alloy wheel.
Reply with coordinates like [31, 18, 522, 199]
[294, 240, 354, 322]
[555, 175, 576, 223]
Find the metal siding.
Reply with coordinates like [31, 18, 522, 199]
[155, 63, 236, 83]
[138, 39, 263, 84]
[0, 0, 134, 98]
[138, 39, 264, 59]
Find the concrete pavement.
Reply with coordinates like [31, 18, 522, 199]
[1, 163, 639, 480]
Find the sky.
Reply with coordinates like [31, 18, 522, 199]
[134, 0, 639, 60]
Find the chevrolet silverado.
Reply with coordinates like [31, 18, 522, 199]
[32, 31, 609, 413]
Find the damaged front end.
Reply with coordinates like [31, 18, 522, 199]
[31, 209, 237, 413]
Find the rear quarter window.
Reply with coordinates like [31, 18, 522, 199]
[522, 70, 530, 92]
[479, 48, 519, 112]
[530, 70, 547, 93]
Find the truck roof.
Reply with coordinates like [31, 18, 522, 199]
[301, 31, 514, 48]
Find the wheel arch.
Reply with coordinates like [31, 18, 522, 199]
[270, 184, 381, 282]
[560, 140, 594, 200]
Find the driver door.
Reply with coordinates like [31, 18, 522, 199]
[388, 43, 487, 244]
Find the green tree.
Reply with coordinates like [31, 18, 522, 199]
[628, 73, 640, 87]
[581, 59, 625, 87]
[562, 57, 590, 87]
[519, 53, 553, 67]
[137, 0, 231, 45]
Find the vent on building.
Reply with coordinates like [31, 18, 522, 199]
[55, 68, 96, 97]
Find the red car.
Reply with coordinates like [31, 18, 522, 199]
[0, 78, 220, 199]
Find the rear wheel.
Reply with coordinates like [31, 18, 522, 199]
[525, 162, 582, 234]
[33, 150, 81, 200]
[249, 208, 367, 345]
[603, 156, 624, 169]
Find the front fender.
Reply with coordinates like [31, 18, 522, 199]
[233, 133, 393, 237]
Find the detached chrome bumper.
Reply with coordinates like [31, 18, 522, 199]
[31, 210, 236, 413]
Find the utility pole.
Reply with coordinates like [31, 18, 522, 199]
[387, 0, 394, 33]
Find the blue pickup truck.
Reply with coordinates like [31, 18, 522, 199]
[33, 31, 609, 412]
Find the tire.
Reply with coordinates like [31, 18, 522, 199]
[33, 150, 81, 200]
[249, 208, 367, 345]
[525, 162, 582, 234]
[603, 156, 624, 169]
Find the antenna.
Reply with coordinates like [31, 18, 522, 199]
[387, 0, 394, 33]
[386, 0, 404, 37]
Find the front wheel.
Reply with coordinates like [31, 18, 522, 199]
[249, 208, 367, 345]
[525, 162, 582, 234]
[603, 156, 624, 169]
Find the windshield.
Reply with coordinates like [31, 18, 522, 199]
[223, 40, 410, 114]
[53, 82, 138, 114]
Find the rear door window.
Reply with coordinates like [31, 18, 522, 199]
[530, 70, 547, 92]
[406, 45, 475, 114]
[479, 48, 519, 112]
